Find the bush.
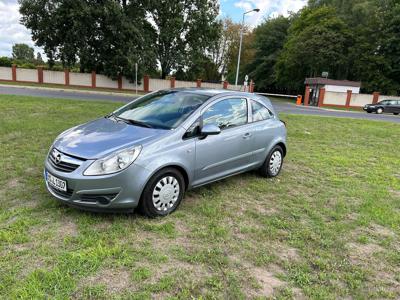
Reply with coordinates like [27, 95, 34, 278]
[19, 62, 36, 69]
[0, 57, 12, 67]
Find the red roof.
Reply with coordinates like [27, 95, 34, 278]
[305, 77, 361, 87]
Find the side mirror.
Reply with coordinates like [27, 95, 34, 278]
[201, 124, 221, 136]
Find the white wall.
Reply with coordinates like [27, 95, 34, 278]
[16, 68, 37, 82]
[175, 80, 197, 88]
[96, 74, 118, 89]
[70, 72, 91, 86]
[325, 85, 360, 94]
[121, 77, 144, 90]
[43, 70, 65, 84]
[350, 93, 373, 106]
[149, 78, 170, 91]
[378, 95, 400, 102]
[323, 91, 346, 105]
[0, 67, 12, 80]
[201, 82, 223, 89]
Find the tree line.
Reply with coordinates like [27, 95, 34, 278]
[240, 0, 400, 95]
[6, 0, 399, 94]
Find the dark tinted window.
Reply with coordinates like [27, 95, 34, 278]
[116, 91, 209, 129]
[203, 98, 247, 129]
[251, 100, 271, 122]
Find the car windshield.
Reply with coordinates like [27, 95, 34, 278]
[114, 91, 210, 129]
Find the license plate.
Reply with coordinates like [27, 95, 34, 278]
[46, 172, 67, 192]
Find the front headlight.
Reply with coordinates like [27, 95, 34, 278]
[83, 145, 142, 176]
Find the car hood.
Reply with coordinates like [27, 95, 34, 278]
[53, 118, 167, 159]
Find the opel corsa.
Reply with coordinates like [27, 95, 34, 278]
[44, 89, 287, 217]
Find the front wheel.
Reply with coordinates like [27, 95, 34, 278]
[138, 168, 185, 218]
[259, 145, 284, 178]
[376, 108, 383, 114]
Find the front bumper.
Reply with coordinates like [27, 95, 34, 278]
[44, 158, 152, 212]
[363, 106, 375, 112]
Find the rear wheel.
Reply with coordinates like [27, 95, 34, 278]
[259, 145, 284, 178]
[138, 168, 184, 218]
[376, 107, 383, 114]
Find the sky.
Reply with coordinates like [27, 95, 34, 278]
[0, 0, 307, 58]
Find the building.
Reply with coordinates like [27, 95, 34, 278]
[304, 77, 361, 106]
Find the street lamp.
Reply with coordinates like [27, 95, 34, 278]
[235, 8, 260, 87]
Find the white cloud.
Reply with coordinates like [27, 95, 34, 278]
[0, 0, 44, 58]
[234, 0, 307, 27]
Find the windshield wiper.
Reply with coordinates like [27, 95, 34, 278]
[106, 114, 152, 128]
[121, 118, 153, 128]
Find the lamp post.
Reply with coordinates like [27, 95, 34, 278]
[235, 8, 260, 87]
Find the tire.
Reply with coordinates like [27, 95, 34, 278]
[367, 111, 372, 113]
[394, 113, 399, 115]
[259, 145, 284, 178]
[138, 168, 185, 218]
[376, 108, 383, 114]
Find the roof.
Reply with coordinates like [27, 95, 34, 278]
[304, 77, 361, 87]
[169, 87, 237, 96]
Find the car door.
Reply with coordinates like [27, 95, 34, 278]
[394, 100, 400, 113]
[192, 97, 254, 186]
[248, 99, 277, 166]
[385, 100, 394, 113]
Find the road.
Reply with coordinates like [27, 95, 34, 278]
[1, 85, 399, 123]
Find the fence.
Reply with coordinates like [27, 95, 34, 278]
[303, 87, 398, 108]
[0, 65, 251, 93]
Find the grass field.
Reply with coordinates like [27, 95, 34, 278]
[0, 95, 399, 299]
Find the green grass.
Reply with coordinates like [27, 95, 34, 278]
[0, 80, 146, 95]
[0, 94, 399, 299]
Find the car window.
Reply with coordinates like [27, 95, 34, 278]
[251, 100, 271, 122]
[116, 91, 209, 129]
[183, 118, 201, 139]
[202, 98, 247, 129]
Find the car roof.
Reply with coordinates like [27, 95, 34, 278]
[168, 87, 254, 97]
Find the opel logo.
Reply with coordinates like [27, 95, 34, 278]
[55, 154, 62, 164]
[52, 149, 62, 164]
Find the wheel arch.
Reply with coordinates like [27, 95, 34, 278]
[147, 164, 190, 191]
[275, 142, 287, 157]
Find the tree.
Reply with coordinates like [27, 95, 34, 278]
[147, 0, 220, 78]
[275, 6, 350, 91]
[19, 0, 154, 79]
[0, 57, 13, 67]
[36, 52, 43, 64]
[245, 16, 290, 92]
[208, 18, 242, 78]
[12, 43, 34, 62]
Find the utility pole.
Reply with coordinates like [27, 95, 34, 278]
[235, 8, 260, 87]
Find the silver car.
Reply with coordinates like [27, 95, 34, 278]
[44, 88, 287, 217]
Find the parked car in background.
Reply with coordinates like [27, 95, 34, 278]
[363, 99, 400, 115]
[44, 88, 287, 217]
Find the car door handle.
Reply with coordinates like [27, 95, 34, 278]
[242, 133, 252, 139]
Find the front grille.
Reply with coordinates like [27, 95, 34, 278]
[48, 184, 74, 199]
[48, 149, 84, 173]
[79, 193, 118, 205]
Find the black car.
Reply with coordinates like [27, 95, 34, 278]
[364, 99, 400, 115]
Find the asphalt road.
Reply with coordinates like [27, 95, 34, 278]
[1, 85, 399, 123]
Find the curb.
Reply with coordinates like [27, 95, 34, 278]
[0, 83, 139, 97]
